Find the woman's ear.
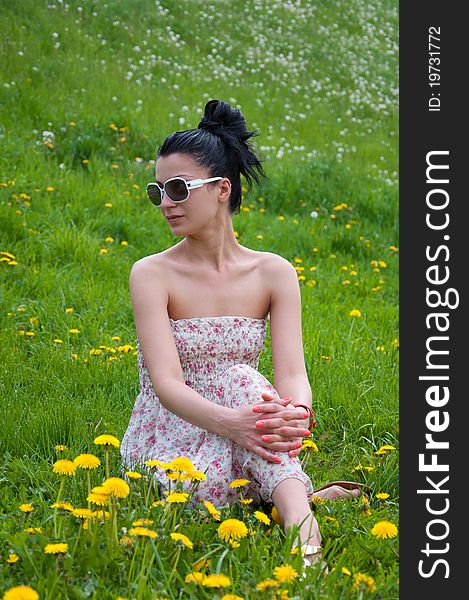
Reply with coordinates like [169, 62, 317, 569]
[219, 178, 232, 199]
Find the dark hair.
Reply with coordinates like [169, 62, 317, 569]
[156, 99, 270, 215]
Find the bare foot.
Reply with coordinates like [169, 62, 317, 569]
[313, 485, 361, 501]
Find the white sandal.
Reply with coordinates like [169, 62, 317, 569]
[300, 545, 329, 577]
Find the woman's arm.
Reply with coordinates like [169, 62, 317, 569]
[252, 255, 313, 447]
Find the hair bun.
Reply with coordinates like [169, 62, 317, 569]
[197, 99, 247, 138]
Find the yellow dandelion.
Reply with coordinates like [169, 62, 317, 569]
[271, 506, 282, 524]
[193, 558, 212, 570]
[239, 498, 253, 505]
[273, 564, 298, 583]
[353, 573, 376, 592]
[254, 511, 271, 525]
[2, 586, 39, 600]
[68, 328, 80, 334]
[311, 495, 325, 505]
[165, 491, 189, 503]
[128, 526, 157, 539]
[302, 440, 318, 452]
[151, 500, 166, 507]
[73, 454, 101, 469]
[52, 459, 77, 476]
[132, 518, 153, 526]
[51, 501, 74, 511]
[201, 574, 231, 588]
[91, 510, 109, 521]
[230, 478, 250, 489]
[342, 566, 352, 576]
[24, 527, 42, 534]
[125, 471, 142, 480]
[217, 518, 248, 543]
[19, 503, 34, 513]
[376, 492, 390, 500]
[185, 571, 205, 584]
[170, 532, 193, 549]
[71, 507, 94, 519]
[93, 434, 120, 448]
[353, 464, 374, 472]
[371, 520, 398, 539]
[119, 535, 133, 547]
[185, 469, 207, 481]
[7, 553, 20, 564]
[221, 595, 244, 600]
[349, 309, 362, 317]
[324, 515, 339, 526]
[167, 457, 195, 472]
[256, 579, 279, 591]
[144, 459, 163, 468]
[204, 500, 222, 520]
[44, 542, 68, 554]
[375, 444, 396, 454]
[102, 477, 130, 498]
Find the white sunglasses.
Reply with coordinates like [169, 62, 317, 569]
[146, 176, 223, 206]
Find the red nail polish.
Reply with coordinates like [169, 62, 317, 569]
[296, 442, 302, 448]
[262, 436, 270, 442]
[304, 430, 311, 436]
[275, 457, 282, 463]
[252, 406, 260, 413]
[256, 421, 264, 428]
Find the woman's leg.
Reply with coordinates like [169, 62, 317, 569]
[271, 477, 321, 547]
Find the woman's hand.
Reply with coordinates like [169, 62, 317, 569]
[252, 391, 311, 458]
[225, 398, 309, 464]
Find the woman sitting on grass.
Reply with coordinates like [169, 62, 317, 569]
[120, 99, 364, 571]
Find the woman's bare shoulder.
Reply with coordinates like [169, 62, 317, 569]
[257, 251, 295, 276]
[128, 254, 173, 297]
[130, 247, 179, 273]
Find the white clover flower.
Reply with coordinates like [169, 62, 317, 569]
[310, 211, 318, 218]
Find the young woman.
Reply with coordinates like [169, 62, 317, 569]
[120, 99, 363, 571]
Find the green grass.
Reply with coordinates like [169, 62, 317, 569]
[0, 0, 398, 598]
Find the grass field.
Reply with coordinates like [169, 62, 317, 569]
[1, 1, 399, 598]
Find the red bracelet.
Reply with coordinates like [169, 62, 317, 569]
[292, 403, 317, 431]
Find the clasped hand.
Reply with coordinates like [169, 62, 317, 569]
[228, 391, 311, 464]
